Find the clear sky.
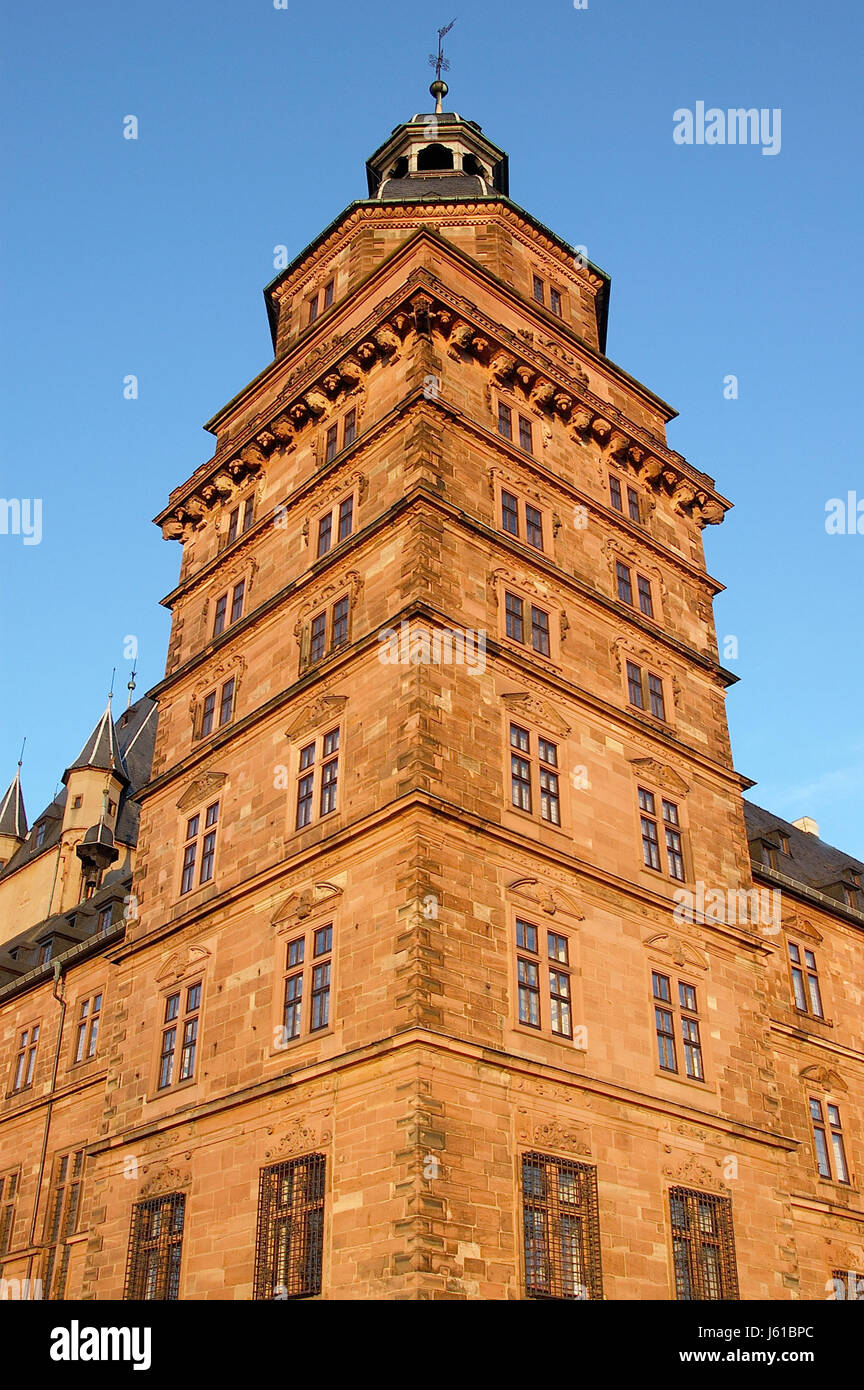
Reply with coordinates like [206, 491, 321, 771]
[1, 0, 861, 855]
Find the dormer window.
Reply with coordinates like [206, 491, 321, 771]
[388, 156, 409, 179]
[34, 823, 46, 849]
[417, 143, 454, 171]
[462, 153, 487, 179]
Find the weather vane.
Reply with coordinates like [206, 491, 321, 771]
[429, 19, 456, 83]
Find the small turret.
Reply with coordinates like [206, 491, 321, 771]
[0, 768, 27, 870]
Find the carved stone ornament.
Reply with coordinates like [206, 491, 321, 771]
[263, 1117, 333, 1161]
[507, 876, 584, 922]
[156, 943, 212, 984]
[501, 690, 571, 736]
[643, 932, 709, 971]
[628, 757, 690, 796]
[781, 913, 824, 944]
[532, 1121, 591, 1157]
[284, 694, 348, 741]
[800, 1065, 847, 1093]
[176, 771, 228, 812]
[139, 1164, 192, 1198]
[272, 881, 343, 931]
[662, 1154, 726, 1192]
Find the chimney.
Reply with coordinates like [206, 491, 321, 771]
[792, 816, 820, 837]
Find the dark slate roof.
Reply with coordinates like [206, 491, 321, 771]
[0, 771, 27, 839]
[63, 700, 130, 786]
[0, 696, 157, 879]
[744, 801, 864, 907]
[377, 174, 488, 201]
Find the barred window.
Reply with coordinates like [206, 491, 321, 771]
[42, 1148, 85, 1300]
[124, 1193, 186, 1301]
[522, 1153, 602, 1299]
[0, 1169, 19, 1256]
[669, 1187, 738, 1300]
[254, 1155, 325, 1300]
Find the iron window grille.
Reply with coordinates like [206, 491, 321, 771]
[253, 1155, 326, 1300]
[42, 1148, 85, 1300]
[669, 1187, 738, 1300]
[124, 1193, 186, 1300]
[522, 1152, 603, 1299]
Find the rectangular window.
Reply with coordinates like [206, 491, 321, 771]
[522, 1153, 603, 1300]
[639, 787, 661, 870]
[317, 512, 332, 557]
[230, 580, 245, 625]
[323, 279, 334, 309]
[810, 1099, 849, 1182]
[200, 690, 216, 738]
[518, 416, 533, 453]
[338, 495, 354, 542]
[788, 942, 824, 1018]
[510, 723, 532, 813]
[652, 973, 702, 1079]
[0, 1169, 19, 1257]
[627, 661, 644, 709]
[637, 574, 654, 617]
[98, 905, 114, 935]
[525, 505, 543, 550]
[649, 674, 667, 722]
[627, 487, 641, 524]
[320, 728, 339, 816]
[331, 596, 349, 648]
[670, 1188, 738, 1300]
[532, 275, 545, 305]
[158, 982, 202, 1090]
[342, 408, 356, 448]
[295, 729, 340, 829]
[308, 295, 319, 324]
[218, 677, 235, 728]
[42, 1148, 85, 1300]
[226, 507, 239, 547]
[325, 423, 339, 464]
[538, 738, 560, 826]
[180, 803, 219, 894]
[253, 1155, 325, 1300]
[124, 1193, 186, 1301]
[74, 992, 103, 1063]
[296, 744, 315, 829]
[242, 496, 255, 532]
[609, 475, 623, 512]
[279, 926, 334, 1042]
[501, 489, 519, 536]
[11, 1024, 39, 1092]
[549, 287, 562, 316]
[547, 932, 572, 1038]
[616, 561, 633, 605]
[531, 606, 550, 656]
[663, 799, 684, 879]
[498, 402, 512, 440]
[309, 612, 327, 663]
[213, 594, 228, 637]
[505, 592, 524, 643]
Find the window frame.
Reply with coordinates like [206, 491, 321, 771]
[292, 726, 342, 834]
[521, 1152, 603, 1300]
[495, 481, 550, 555]
[253, 1154, 326, 1300]
[787, 940, 825, 1020]
[625, 661, 669, 723]
[301, 594, 352, 671]
[313, 486, 357, 559]
[513, 918, 577, 1043]
[124, 1193, 186, 1301]
[275, 921, 335, 1051]
[507, 721, 565, 830]
[10, 1022, 40, 1094]
[809, 1097, 851, 1185]
[179, 801, 220, 895]
[72, 990, 103, 1065]
[156, 980, 203, 1092]
[668, 1187, 739, 1301]
[638, 786, 688, 881]
[651, 970, 704, 1082]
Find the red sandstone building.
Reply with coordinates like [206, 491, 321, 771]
[1, 89, 863, 1302]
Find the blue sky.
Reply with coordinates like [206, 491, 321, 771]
[1, 0, 861, 855]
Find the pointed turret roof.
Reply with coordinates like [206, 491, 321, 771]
[0, 769, 27, 840]
[62, 699, 130, 787]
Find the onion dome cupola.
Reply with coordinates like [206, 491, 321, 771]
[366, 83, 509, 202]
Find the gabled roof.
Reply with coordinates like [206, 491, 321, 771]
[63, 699, 130, 787]
[0, 770, 27, 840]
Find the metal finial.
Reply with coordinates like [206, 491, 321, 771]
[108, 667, 116, 701]
[126, 667, 137, 710]
[428, 18, 456, 110]
[17, 737, 26, 769]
